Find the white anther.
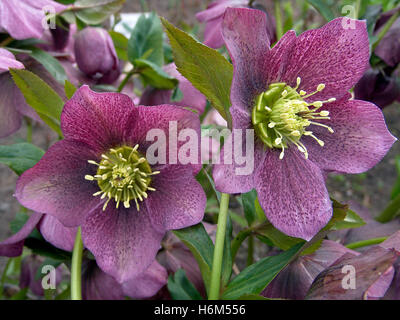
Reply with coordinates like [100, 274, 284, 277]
[313, 101, 323, 108]
[85, 175, 94, 181]
[275, 137, 282, 145]
[320, 110, 329, 117]
[300, 90, 306, 96]
[317, 84, 325, 91]
[281, 90, 288, 97]
[268, 122, 276, 128]
[291, 130, 301, 137]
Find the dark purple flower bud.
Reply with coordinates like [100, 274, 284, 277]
[354, 68, 400, 109]
[50, 19, 70, 51]
[20, 255, 63, 296]
[74, 27, 120, 84]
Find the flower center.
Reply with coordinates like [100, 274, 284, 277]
[251, 77, 336, 159]
[85, 145, 159, 211]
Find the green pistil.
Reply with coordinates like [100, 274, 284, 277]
[85, 145, 159, 211]
[251, 77, 335, 159]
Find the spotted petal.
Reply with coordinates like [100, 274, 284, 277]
[81, 205, 164, 283]
[255, 147, 332, 240]
[15, 140, 101, 227]
[303, 99, 396, 174]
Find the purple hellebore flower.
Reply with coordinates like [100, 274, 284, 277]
[0, 48, 24, 73]
[196, 0, 276, 49]
[0, 0, 67, 40]
[213, 8, 396, 241]
[74, 27, 120, 84]
[139, 63, 207, 114]
[263, 239, 398, 300]
[354, 67, 400, 109]
[14, 85, 206, 283]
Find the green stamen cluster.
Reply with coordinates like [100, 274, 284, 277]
[251, 77, 335, 159]
[85, 145, 159, 211]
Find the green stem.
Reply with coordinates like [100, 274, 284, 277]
[375, 192, 400, 223]
[0, 258, 13, 297]
[71, 227, 83, 300]
[274, 0, 284, 40]
[246, 236, 254, 266]
[355, 0, 361, 19]
[208, 193, 230, 300]
[231, 228, 253, 262]
[372, 10, 400, 52]
[345, 237, 387, 250]
[117, 71, 135, 93]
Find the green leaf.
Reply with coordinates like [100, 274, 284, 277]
[330, 199, 366, 230]
[161, 17, 233, 126]
[173, 224, 214, 295]
[306, 0, 336, 21]
[28, 47, 67, 84]
[128, 13, 164, 67]
[134, 59, 178, 89]
[0, 143, 44, 175]
[74, 0, 125, 25]
[221, 243, 304, 299]
[109, 30, 129, 61]
[241, 189, 258, 227]
[167, 269, 203, 300]
[391, 155, 400, 199]
[10, 287, 28, 300]
[64, 80, 77, 99]
[10, 69, 64, 136]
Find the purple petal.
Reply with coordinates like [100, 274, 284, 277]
[280, 18, 370, 102]
[0, 48, 24, 73]
[255, 147, 332, 240]
[122, 261, 168, 299]
[222, 8, 271, 110]
[0, 213, 43, 257]
[82, 259, 125, 300]
[127, 104, 202, 174]
[375, 18, 400, 67]
[0, 0, 67, 40]
[304, 99, 396, 174]
[380, 231, 400, 254]
[15, 140, 101, 227]
[81, 205, 164, 283]
[306, 246, 397, 300]
[365, 266, 395, 300]
[0, 74, 23, 138]
[213, 107, 262, 194]
[39, 215, 77, 252]
[202, 17, 225, 49]
[61, 85, 136, 154]
[263, 240, 357, 299]
[146, 164, 206, 231]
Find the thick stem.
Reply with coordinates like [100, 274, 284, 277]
[117, 71, 135, 93]
[25, 118, 32, 143]
[208, 193, 230, 300]
[247, 236, 254, 266]
[231, 228, 253, 262]
[71, 227, 83, 300]
[372, 10, 400, 52]
[273, 0, 284, 40]
[375, 192, 400, 223]
[345, 237, 387, 250]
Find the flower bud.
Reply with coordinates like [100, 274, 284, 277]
[50, 19, 70, 51]
[74, 27, 120, 83]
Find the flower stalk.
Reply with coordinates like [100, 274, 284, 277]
[372, 10, 400, 52]
[71, 227, 83, 300]
[209, 193, 230, 300]
[273, 0, 283, 40]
